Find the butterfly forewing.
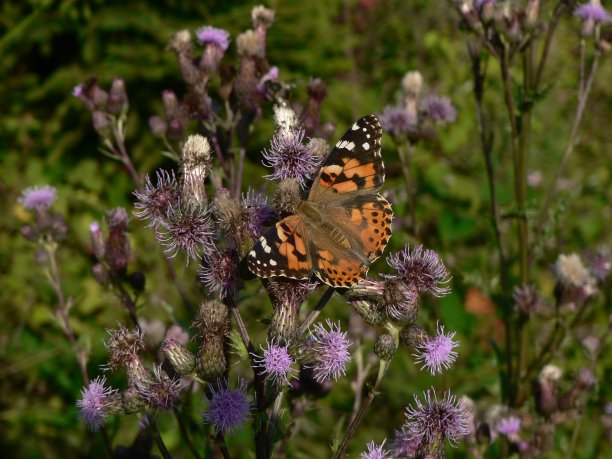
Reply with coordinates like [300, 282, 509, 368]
[308, 114, 384, 202]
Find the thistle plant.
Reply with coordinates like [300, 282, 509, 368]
[11, 1, 611, 458]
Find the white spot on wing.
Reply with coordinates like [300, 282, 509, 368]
[362, 142, 370, 150]
[270, 259, 277, 266]
[264, 245, 271, 254]
[249, 250, 256, 256]
[345, 141, 355, 151]
[352, 123, 359, 130]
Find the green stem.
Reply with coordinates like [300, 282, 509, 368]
[297, 287, 335, 335]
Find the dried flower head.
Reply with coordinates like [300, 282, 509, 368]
[196, 26, 231, 51]
[18, 185, 57, 211]
[104, 325, 145, 370]
[273, 105, 300, 136]
[404, 388, 471, 448]
[307, 320, 352, 382]
[385, 244, 451, 297]
[254, 341, 295, 385]
[414, 323, 459, 375]
[134, 169, 181, 228]
[181, 134, 212, 207]
[252, 5, 275, 29]
[236, 29, 263, 57]
[139, 365, 182, 410]
[203, 379, 251, 433]
[391, 426, 422, 458]
[379, 106, 417, 137]
[199, 249, 239, 299]
[168, 29, 192, 54]
[361, 439, 391, 459]
[263, 128, 321, 186]
[512, 284, 545, 314]
[539, 364, 563, 385]
[553, 253, 592, 288]
[77, 377, 118, 431]
[421, 94, 457, 124]
[156, 204, 214, 262]
[402, 71, 423, 96]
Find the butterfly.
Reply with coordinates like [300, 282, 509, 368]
[248, 114, 393, 288]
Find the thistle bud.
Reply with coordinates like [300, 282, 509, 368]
[92, 263, 110, 286]
[89, 221, 105, 260]
[374, 334, 397, 361]
[181, 134, 212, 208]
[193, 300, 229, 335]
[272, 179, 301, 215]
[118, 387, 147, 414]
[92, 111, 111, 139]
[400, 324, 428, 348]
[402, 71, 423, 97]
[126, 356, 152, 389]
[105, 208, 130, 277]
[162, 337, 196, 376]
[107, 78, 128, 113]
[148, 115, 167, 137]
[168, 29, 192, 55]
[162, 90, 179, 118]
[196, 337, 227, 381]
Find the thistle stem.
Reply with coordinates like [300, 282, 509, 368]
[297, 287, 335, 335]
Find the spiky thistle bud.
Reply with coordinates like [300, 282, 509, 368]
[162, 337, 196, 377]
[90, 221, 106, 260]
[400, 324, 428, 348]
[138, 365, 182, 410]
[199, 249, 240, 300]
[272, 178, 301, 216]
[105, 325, 144, 371]
[181, 134, 211, 208]
[107, 78, 129, 113]
[267, 278, 316, 342]
[236, 29, 263, 58]
[194, 301, 229, 381]
[374, 334, 398, 361]
[105, 208, 130, 277]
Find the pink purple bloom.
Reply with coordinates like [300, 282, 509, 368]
[199, 249, 239, 299]
[512, 284, 545, 314]
[307, 320, 352, 382]
[18, 185, 57, 211]
[495, 415, 521, 437]
[76, 376, 118, 431]
[414, 323, 459, 375]
[156, 204, 214, 262]
[196, 26, 231, 50]
[262, 129, 321, 186]
[379, 106, 417, 137]
[385, 244, 451, 297]
[361, 439, 390, 459]
[391, 427, 422, 458]
[254, 341, 295, 385]
[474, 0, 497, 9]
[574, 3, 611, 23]
[421, 94, 457, 124]
[203, 379, 251, 433]
[242, 189, 273, 237]
[404, 388, 471, 447]
[134, 169, 181, 228]
[586, 248, 610, 280]
[257, 66, 279, 94]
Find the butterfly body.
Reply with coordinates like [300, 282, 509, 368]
[248, 115, 393, 288]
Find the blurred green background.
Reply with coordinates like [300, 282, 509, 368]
[1, 0, 610, 457]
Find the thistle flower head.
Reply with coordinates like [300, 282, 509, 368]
[18, 185, 57, 211]
[421, 94, 457, 124]
[203, 379, 251, 433]
[383, 278, 419, 322]
[404, 388, 471, 448]
[77, 377, 118, 431]
[268, 278, 317, 310]
[586, 248, 610, 280]
[307, 320, 352, 382]
[236, 29, 263, 57]
[252, 5, 275, 29]
[474, 0, 497, 9]
[199, 249, 239, 299]
[133, 169, 181, 228]
[156, 203, 214, 262]
[495, 415, 521, 439]
[139, 365, 182, 410]
[385, 244, 451, 297]
[106, 207, 129, 231]
[263, 128, 321, 186]
[253, 340, 295, 385]
[552, 253, 592, 288]
[242, 189, 274, 238]
[104, 325, 144, 370]
[361, 440, 391, 459]
[402, 71, 423, 96]
[391, 426, 422, 458]
[512, 284, 545, 314]
[379, 106, 417, 137]
[273, 105, 300, 136]
[414, 323, 459, 375]
[574, 2, 611, 24]
[196, 26, 231, 51]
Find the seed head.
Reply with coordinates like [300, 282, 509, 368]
[134, 169, 181, 228]
[252, 5, 275, 29]
[236, 29, 263, 57]
[139, 365, 182, 410]
[202, 379, 251, 434]
[199, 249, 239, 299]
[552, 253, 592, 288]
[104, 325, 144, 371]
[156, 203, 214, 262]
[402, 71, 423, 96]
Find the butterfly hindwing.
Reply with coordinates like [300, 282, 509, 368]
[308, 114, 384, 201]
[307, 234, 368, 288]
[247, 215, 312, 280]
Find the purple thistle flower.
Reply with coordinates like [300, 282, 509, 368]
[76, 376, 118, 431]
[385, 244, 451, 297]
[242, 189, 273, 238]
[421, 94, 457, 124]
[474, 0, 497, 9]
[203, 379, 251, 433]
[18, 185, 57, 211]
[391, 426, 422, 458]
[134, 169, 181, 228]
[72, 84, 84, 97]
[512, 284, 545, 314]
[199, 249, 239, 299]
[414, 323, 459, 375]
[404, 388, 471, 448]
[379, 105, 417, 137]
[139, 365, 182, 410]
[574, 2, 612, 23]
[495, 415, 521, 438]
[262, 129, 321, 186]
[361, 439, 391, 459]
[196, 26, 231, 51]
[307, 320, 352, 382]
[156, 203, 214, 262]
[257, 66, 279, 94]
[253, 341, 295, 385]
[586, 248, 610, 280]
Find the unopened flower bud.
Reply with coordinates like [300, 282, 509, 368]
[90, 221, 105, 260]
[197, 338, 227, 381]
[107, 78, 128, 113]
[384, 278, 418, 323]
[149, 116, 167, 137]
[126, 356, 152, 389]
[193, 300, 229, 335]
[162, 90, 179, 118]
[402, 71, 423, 96]
[181, 134, 212, 207]
[400, 324, 428, 348]
[118, 387, 147, 414]
[252, 5, 275, 29]
[92, 263, 110, 286]
[374, 334, 398, 361]
[163, 337, 196, 376]
[92, 111, 111, 138]
[273, 179, 301, 215]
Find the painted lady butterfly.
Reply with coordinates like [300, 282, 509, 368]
[248, 115, 393, 288]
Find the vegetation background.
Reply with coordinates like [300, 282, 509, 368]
[1, 0, 610, 457]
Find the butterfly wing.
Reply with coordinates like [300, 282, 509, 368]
[247, 214, 312, 280]
[308, 114, 384, 202]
